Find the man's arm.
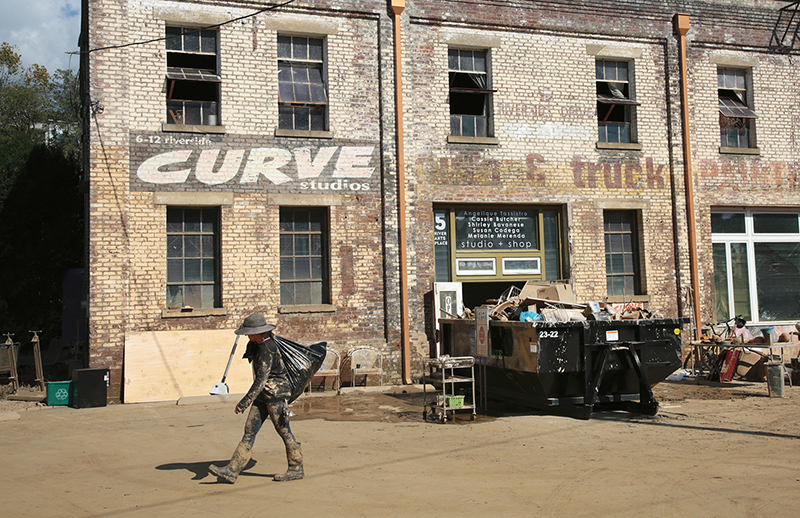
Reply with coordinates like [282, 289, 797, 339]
[235, 341, 273, 413]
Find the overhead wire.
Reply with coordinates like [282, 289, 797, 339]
[69, 0, 295, 57]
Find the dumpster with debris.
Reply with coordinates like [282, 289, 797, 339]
[437, 281, 688, 419]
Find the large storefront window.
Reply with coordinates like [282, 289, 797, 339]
[712, 210, 800, 323]
[434, 206, 564, 285]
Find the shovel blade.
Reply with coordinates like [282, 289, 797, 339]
[210, 382, 229, 395]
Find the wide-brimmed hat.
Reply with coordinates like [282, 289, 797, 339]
[235, 313, 276, 335]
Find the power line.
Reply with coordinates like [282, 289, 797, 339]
[70, 1, 295, 56]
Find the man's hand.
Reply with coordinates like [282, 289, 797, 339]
[235, 405, 244, 414]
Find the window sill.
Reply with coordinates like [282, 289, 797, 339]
[596, 142, 643, 151]
[161, 307, 228, 318]
[278, 304, 336, 314]
[275, 129, 334, 139]
[720, 146, 760, 155]
[605, 295, 650, 304]
[448, 136, 499, 145]
[162, 123, 226, 134]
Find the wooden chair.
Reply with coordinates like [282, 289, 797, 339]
[306, 349, 341, 393]
[347, 347, 383, 387]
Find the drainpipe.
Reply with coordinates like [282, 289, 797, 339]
[391, 0, 412, 384]
[674, 13, 703, 341]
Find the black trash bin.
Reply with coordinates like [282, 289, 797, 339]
[71, 368, 110, 408]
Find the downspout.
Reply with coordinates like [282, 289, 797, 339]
[674, 13, 703, 341]
[391, 0, 412, 384]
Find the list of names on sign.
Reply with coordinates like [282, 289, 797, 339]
[455, 210, 537, 250]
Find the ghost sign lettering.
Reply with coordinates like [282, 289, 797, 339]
[130, 134, 377, 193]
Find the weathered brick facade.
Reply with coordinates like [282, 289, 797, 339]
[83, 0, 800, 402]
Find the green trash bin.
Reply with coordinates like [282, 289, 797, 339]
[46, 380, 74, 406]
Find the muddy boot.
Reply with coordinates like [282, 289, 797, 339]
[209, 442, 252, 484]
[273, 442, 303, 482]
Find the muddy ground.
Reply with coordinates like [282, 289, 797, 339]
[1, 379, 798, 517]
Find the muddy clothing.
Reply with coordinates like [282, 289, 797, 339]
[236, 338, 292, 412]
[211, 335, 303, 483]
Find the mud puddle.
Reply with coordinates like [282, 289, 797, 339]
[290, 391, 496, 424]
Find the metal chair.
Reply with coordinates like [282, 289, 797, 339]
[306, 349, 341, 393]
[347, 347, 383, 387]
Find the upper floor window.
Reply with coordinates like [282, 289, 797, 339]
[278, 36, 327, 132]
[165, 27, 220, 127]
[596, 60, 637, 144]
[448, 49, 493, 138]
[718, 68, 757, 149]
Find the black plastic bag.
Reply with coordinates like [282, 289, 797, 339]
[273, 335, 326, 403]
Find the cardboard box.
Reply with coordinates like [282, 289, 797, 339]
[538, 284, 577, 304]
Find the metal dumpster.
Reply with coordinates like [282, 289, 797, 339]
[440, 317, 687, 419]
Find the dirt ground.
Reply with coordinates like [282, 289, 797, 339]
[1, 379, 798, 517]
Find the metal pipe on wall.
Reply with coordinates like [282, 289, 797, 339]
[674, 13, 703, 341]
[391, 0, 412, 384]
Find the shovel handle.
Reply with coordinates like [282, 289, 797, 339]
[220, 335, 240, 383]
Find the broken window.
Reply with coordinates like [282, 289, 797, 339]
[166, 208, 220, 309]
[280, 207, 329, 305]
[278, 36, 327, 131]
[449, 49, 492, 138]
[596, 60, 638, 144]
[718, 68, 757, 148]
[604, 210, 642, 298]
[165, 26, 220, 126]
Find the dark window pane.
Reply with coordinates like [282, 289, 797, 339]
[448, 49, 459, 70]
[167, 236, 182, 258]
[295, 235, 310, 256]
[185, 211, 200, 233]
[295, 212, 310, 232]
[281, 282, 294, 305]
[280, 234, 293, 255]
[462, 116, 475, 137]
[755, 242, 800, 321]
[294, 108, 310, 131]
[293, 37, 308, 60]
[308, 67, 323, 85]
[183, 285, 201, 308]
[200, 30, 216, 53]
[167, 286, 182, 309]
[311, 257, 322, 278]
[185, 235, 201, 257]
[474, 51, 486, 72]
[280, 257, 294, 280]
[294, 282, 311, 305]
[166, 27, 181, 51]
[202, 259, 215, 282]
[308, 38, 323, 61]
[167, 209, 183, 232]
[278, 36, 291, 58]
[295, 257, 311, 279]
[310, 234, 322, 255]
[167, 259, 183, 282]
[310, 109, 325, 131]
[292, 64, 308, 84]
[450, 116, 460, 136]
[310, 84, 326, 103]
[278, 63, 291, 81]
[311, 282, 322, 304]
[184, 259, 202, 282]
[202, 235, 214, 257]
[295, 84, 311, 103]
[201, 209, 216, 232]
[279, 82, 295, 102]
[753, 213, 799, 234]
[711, 213, 745, 233]
[184, 30, 199, 52]
[460, 51, 472, 71]
[278, 106, 293, 129]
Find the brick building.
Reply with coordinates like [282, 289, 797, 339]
[81, 0, 800, 402]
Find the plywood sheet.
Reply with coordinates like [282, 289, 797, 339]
[125, 330, 254, 403]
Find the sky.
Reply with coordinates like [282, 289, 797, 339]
[0, 1, 81, 74]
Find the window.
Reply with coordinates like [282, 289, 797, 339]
[604, 210, 642, 298]
[712, 210, 800, 323]
[449, 49, 492, 138]
[166, 208, 220, 309]
[165, 26, 220, 126]
[718, 68, 757, 149]
[278, 36, 327, 131]
[596, 60, 638, 144]
[280, 208, 329, 305]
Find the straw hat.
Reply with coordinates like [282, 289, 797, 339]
[234, 313, 276, 335]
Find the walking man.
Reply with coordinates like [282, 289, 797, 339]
[209, 313, 304, 483]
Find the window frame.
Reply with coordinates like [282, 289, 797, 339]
[164, 26, 221, 129]
[596, 59, 639, 145]
[717, 67, 758, 151]
[448, 48, 495, 141]
[277, 35, 329, 134]
[165, 207, 221, 311]
[712, 209, 800, 323]
[603, 210, 643, 299]
[279, 206, 331, 306]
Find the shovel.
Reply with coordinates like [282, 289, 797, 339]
[210, 335, 240, 395]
